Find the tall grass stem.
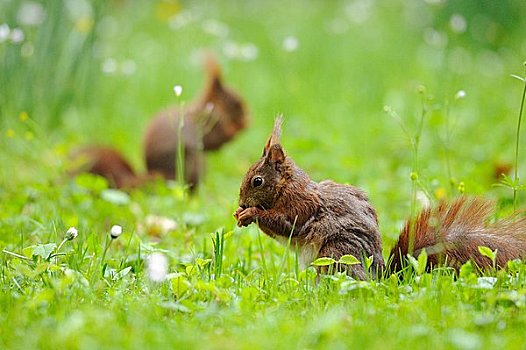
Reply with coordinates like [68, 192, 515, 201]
[513, 64, 526, 210]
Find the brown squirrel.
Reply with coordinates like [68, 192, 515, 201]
[75, 54, 249, 190]
[71, 146, 146, 189]
[144, 54, 249, 188]
[233, 117, 526, 279]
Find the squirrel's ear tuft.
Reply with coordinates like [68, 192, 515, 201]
[207, 73, 223, 95]
[204, 51, 221, 79]
[263, 115, 283, 156]
[266, 144, 285, 167]
[262, 137, 272, 156]
[204, 52, 223, 96]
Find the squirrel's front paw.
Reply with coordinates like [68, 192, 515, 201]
[233, 207, 244, 221]
[236, 207, 260, 227]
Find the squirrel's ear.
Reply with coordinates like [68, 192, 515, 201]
[262, 136, 272, 157]
[266, 144, 285, 167]
[262, 116, 283, 157]
[204, 53, 223, 90]
[209, 73, 223, 91]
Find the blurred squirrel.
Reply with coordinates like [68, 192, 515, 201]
[144, 54, 249, 188]
[234, 117, 526, 279]
[74, 54, 249, 190]
[71, 146, 147, 189]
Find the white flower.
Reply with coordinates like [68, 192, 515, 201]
[449, 14, 467, 34]
[65, 227, 78, 240]
[345, 0, 372, 24]
[110, 224, 123, 239]
[423, 28, 447, 49]
[223, 41, 259, 61]
[146, 252, 168, 282]
[455, 90, 466, 100]
[17, 2, 46, 26]
[201, 19, 229, 38]
[10, 28, 24, 44]
[0, 24, 10, 43]
[101, 58, 117, 74]
[223, 41, 239, 58]
[240, 43, 258, 61]
[65, 0, 93, 22]
[169, 10, 197, 30]
[282, 36, 299, 52]
[173, 85, 183, 97]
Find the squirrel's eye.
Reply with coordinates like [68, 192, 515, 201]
[251, 176, 264, 188]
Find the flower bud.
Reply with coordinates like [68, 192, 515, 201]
[455, 90, 466, 100]
[65, 227, 78, 241]
[110, 225, 123, 239]
[173, 85, 183, 97]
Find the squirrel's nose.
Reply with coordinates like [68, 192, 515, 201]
[239, 202, 248, 209]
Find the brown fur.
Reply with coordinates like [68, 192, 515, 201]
[234, 118, 526, 279]
[234, 117, 384, 279]
[71, 146, 149, 189]
[389, 197, 526, 272]
[144, 54, 249, 189]
[493, 162, 512, 181]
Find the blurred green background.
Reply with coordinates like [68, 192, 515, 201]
[2, 1, 526, 349]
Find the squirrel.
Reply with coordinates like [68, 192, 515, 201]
[75, 54, 249, 191]
[71, 146, 154, 189]
[233, 117, 526, 280]
[143, 54, 249, 188]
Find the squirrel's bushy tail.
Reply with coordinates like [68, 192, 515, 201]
[71, 146, 142, 189]
[388, 196, 526, 272]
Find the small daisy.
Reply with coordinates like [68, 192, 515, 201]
[110, 224, 123, 239]
[10, 28, 24, 44]
[0, 24, 10, 43]
[17, 2, 46, 26]
[282, 36, 299, 52]
[455, 90, 466, 100]
[101, 58, 117, 74]
[173, 85, 183, 97]
[65, 227, 78, 241]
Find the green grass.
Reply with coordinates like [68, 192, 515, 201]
[2, 1, 526, 349]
